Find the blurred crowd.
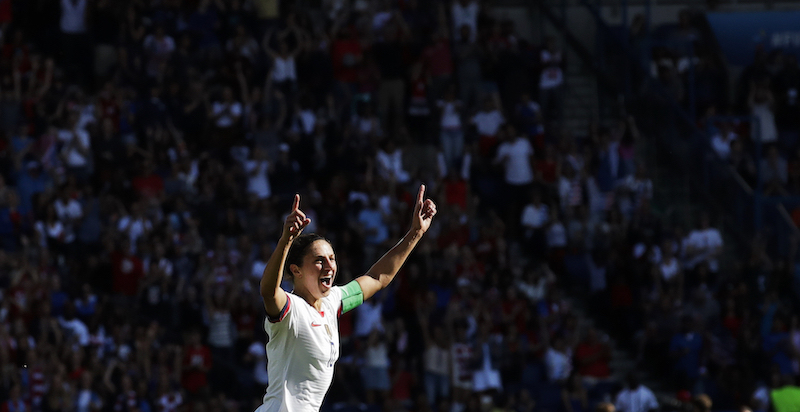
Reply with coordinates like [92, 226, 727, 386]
[627, 7, 800, 412]
[642, 8, 800, 200]
[0, 1, 798, 412]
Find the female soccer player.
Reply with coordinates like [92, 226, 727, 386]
[257, 185, 437, 412]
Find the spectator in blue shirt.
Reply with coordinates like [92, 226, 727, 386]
[669, 316, 704, 390]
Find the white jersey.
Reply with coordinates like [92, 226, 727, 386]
[258, 287, 344, 412]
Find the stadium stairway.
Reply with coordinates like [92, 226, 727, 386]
[566, 298, 671, 396]
[561, 50, 599, 138]
[522, 1, 697, 407]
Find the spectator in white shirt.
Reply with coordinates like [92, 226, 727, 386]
[361, 330, 391, 405]
[710, 122, 737, 160]
[243, 147, 272, 200]
[438, 86, 465, 169]
[521, 190, 549, 257]
[54, 187, 83, 225]
[210, 87, 243, 129]
[540, 36, 564, 123]
[59, 303, 90, 347]
[117, 202, 153, 253]
[614, 373, 658, 412]
[494, 125, 535, 187]
[494, 124, 535, 234]
[376, 139, 411, 183]
[352, 102, 382, 139]
[60, 0, 90, 85]
[545, 335, 572, 383]
[354, 296, 384, 338]
[207, 86, 243, 152]
[264, 27, 300, 103]
[451, 0, 479, 43]
[58, 113, 92, 183]
[250, 243, 271, 280]
[517, 263, 555, 304]
[546, 208, 568, 251]
[471, 98, 505, 157]
[60, 0, 87, 34]
[659, 240, 683, 301]
[683, 214, 723, 273]
[618, 164, 653, 218]
[143, 25, 176, 77]
[36, 205, 70, 250]
[54, 187, 83, 245]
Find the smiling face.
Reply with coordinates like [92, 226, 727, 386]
[291, 240, 337, 300]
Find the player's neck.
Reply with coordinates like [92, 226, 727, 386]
[295, 288, 323, 312]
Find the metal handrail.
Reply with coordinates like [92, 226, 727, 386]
[574, 0, 756, 198]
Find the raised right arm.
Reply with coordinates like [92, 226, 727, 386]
[260, 194, 310, 318]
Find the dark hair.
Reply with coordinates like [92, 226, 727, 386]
[285, 234, 331, 278]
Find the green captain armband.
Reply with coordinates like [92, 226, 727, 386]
[340, 280, 364, 314]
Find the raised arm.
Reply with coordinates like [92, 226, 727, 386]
[356, 184, 437, 301]
[260, 194, 311, 317]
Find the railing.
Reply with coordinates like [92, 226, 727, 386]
[535, 0, 800, 260]
[559, 0, 800, 258]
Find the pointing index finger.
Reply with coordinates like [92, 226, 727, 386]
[292, 194, 300, 212]
[417, 184, 426, 204]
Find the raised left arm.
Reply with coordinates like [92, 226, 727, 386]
[356, 184, 437, 300]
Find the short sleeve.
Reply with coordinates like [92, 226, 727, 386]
[645, 390, 659, 410]
[267, 294, 293, 324]
[709, 230, 723, 247]
[230, 103, 243, 116]
[523, 139, 534, 155]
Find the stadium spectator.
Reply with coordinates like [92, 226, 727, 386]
[614, 373, 659, 412]
[3, 2, 797, 412]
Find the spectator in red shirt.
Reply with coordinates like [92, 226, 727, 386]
[0, 0, 11, 26]
[389, 357, 415, 408]
[111, 238, 144, 299]
[132, 159, 164, 201]
[442, 168, 469, 212]
[535, 144, 559, 184]
[423, 29, 454, 101]
[330, 24, 362, 87]
[182, 330, 213, 396]
[574, 327, 611, 379]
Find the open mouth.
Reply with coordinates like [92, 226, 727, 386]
[320, 275, 333, 289]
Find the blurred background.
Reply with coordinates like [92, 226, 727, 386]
[0, 0, 799, 411]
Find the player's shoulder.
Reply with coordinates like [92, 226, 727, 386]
[324, 285, 344, 302]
